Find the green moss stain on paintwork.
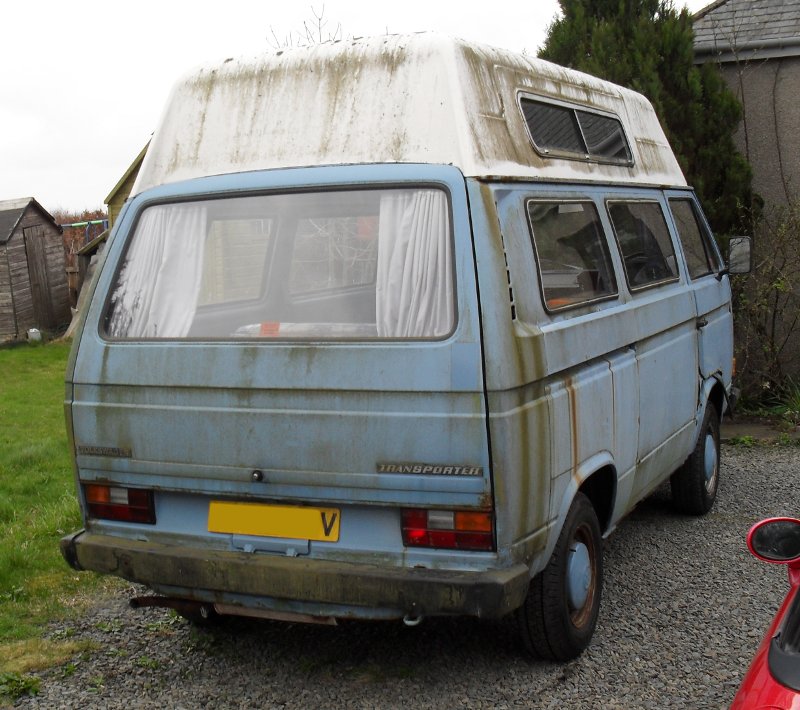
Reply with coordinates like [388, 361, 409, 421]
[472, 183, 550, 561]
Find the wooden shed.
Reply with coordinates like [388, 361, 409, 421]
[105, 142, 149, 228]
[0, 197, 70, 340]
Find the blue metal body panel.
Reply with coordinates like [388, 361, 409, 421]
[482, 182, 725, 569]
[68, 165, 494, 575]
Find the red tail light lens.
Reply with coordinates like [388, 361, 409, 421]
[83, 484, 156, 524]
[401, 508, 494, 551]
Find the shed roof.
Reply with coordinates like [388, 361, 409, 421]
[0, 197, 61, 245]
[105, 141, 149, 206]
[694, 0, 800, 60]
[133, 33, 686, 195]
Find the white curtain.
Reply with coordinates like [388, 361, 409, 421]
[376, 190, 453, 338]
[108, 204, 208, 338]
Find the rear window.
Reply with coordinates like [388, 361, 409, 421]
[519, 96, 633, 165]
[527, 200, 618, 311]
[105, 188, 454, 340]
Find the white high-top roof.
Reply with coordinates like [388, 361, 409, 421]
[132, 33, 686, 195]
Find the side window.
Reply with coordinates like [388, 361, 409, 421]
[669, 199, 718, 279]
[519, 96, 633, 165]
[527, 200, 618, 311]
[608, 201, 679, 290]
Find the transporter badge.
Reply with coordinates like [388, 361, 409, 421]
[76, 445, 132, 458]
[376, 463, 483, 476]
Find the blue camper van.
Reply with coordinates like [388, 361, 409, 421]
[61, 34, 743, 660]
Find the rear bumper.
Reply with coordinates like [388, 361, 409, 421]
[61, 530, 530, 619]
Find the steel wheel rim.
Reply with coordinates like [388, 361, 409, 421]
[567, 522, 598, 629]
[704, 430, 718, 494]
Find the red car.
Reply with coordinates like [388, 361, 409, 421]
[731, 517, 800, 709]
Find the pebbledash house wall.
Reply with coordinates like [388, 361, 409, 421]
[694, 0, 800, 210]
[693, 0, 800, 385]
[716, 55, 800, 208]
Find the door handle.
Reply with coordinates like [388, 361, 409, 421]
[696, 317, 709, 330]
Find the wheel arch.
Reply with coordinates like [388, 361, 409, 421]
[578, 465, 616, 535]
[540, 455, 617, 571]
[676, 374, 725, 480]
[698, 375, 726, 439]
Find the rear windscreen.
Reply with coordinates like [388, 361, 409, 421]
[104, 188, 455, 340]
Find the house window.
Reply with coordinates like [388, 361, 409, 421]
[519, 96, 633, 165]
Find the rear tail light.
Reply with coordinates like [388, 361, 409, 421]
[401, 508, 494, 551]
[83, 484, 156, 524]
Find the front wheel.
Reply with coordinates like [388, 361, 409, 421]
[516, 492, 603, 661]
[671, 401, 720, 515]
[177, 604, 222, 627]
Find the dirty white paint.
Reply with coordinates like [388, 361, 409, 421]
[132, 33, 687, 195]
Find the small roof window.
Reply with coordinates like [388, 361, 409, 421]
[519, 95, 633, 166]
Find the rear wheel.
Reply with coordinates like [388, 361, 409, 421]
[516, 492, 603, 661]
[671, 401, 720, 515]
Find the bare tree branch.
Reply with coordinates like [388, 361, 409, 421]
[268, 5, 343, 49]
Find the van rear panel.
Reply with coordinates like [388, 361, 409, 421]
[63, 165, 524, 619]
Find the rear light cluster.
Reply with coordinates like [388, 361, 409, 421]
[83, 484, 156, 524]
[401, 508, 494, 551]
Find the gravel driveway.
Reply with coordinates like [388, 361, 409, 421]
[16, 445, 799, 709]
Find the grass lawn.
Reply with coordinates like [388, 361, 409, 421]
[0, 341, 107, 678]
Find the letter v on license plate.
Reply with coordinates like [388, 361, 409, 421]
[208, 502, 340, 542]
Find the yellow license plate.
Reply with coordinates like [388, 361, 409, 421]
[208, 502, 340, 542]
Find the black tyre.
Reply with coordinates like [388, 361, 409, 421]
[516, 492, 603, 661]
[177, 604, 222, 627]
[671, 401, 720, 515]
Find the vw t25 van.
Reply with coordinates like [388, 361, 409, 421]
[61, 34, 738, 660]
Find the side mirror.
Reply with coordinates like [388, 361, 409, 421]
[747, 518, 800, 563]
[727, 236, 752, 274]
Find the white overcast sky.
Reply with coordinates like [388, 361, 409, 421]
[0, 0, 710, 213]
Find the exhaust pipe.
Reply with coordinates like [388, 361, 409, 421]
[132, 595, 420, 627]
[130, 596, 337, 625]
